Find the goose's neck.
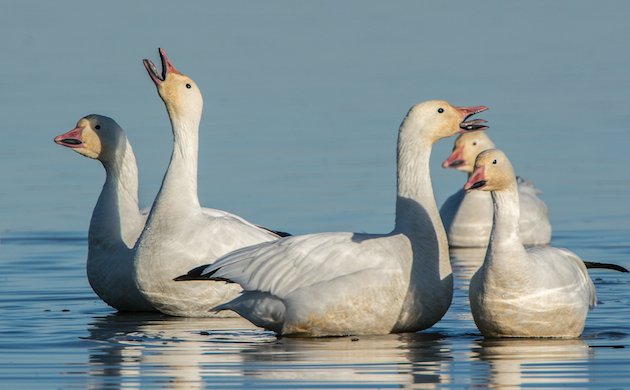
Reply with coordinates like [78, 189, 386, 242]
[394, 129, 449, 272]
[395, 136, 436, 226]
[90, 140, 143, 248]
[155, 110, 201, 211]
[486, 184, 524, 261]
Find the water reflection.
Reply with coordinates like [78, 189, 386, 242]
[86, 314, 456, 388]
[450, 246, 487, 284]
[472, 338, 592, 389]
[86, 313, 271, 388]
[239, 332, 452, 387]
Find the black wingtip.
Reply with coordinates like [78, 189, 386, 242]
[173, 264, 213, 281]
[584, 261, 630, 273]
[173, 264, 238, 283]
[173, 274, 198, 281]
[257, 225, 292, 238]
[270, 229, 292, 238]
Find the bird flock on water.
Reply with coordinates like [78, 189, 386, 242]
[54, 48, 627, 339]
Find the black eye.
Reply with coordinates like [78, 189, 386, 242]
[492, 159, 497, 165]
[437, 108, 444, 113]
[186, 83, 192, 89]
[472, 142, 477, 146]
[95, 125, 101, 130]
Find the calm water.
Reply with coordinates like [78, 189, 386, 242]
[1, 1, 630, 388]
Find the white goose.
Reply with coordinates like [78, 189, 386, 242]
[440, 131, 551, 247]
[133, 49, 285, 317]
[54, 115, 155, 312]
[465, 149, 596, 338]
[176, 100, 489, 336]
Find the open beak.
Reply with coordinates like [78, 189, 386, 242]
[442, 145, 465, 169]
[143, 48, 179, 87]
[464, 166, 486, 191]
[54, 127, 84, 149]
[456, 106, 489, 132]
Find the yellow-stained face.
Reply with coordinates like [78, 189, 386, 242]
[443, 131, 496, 172]
[143, 48, 203, 121]
[465, 149, 516, 192]
[404, 100, 488, 143]
[159, 72, 202, 119]
[54, 115, 122, 161]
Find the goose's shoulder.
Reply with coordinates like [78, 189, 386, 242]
[526, 246, 590, 282]
[199, 207, 278, 238]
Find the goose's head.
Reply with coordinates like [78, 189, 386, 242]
[442, 131, 495, 172]
[143, 48, 203, 120]
[54, 114, 125, 161]
[464, 149, 516, 192]
[403, 100, 488, 143]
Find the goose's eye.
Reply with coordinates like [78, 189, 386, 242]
[185, 83, 192, 89]
[492, 159, 497, 165]
[95, 125, 101, 130]
[437, 108, 444, 114]
[472, 142, 477, 146]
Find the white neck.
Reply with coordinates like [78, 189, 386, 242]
[485, 184, 525, 265]
[393, 124, 450, 277]
[90, 140, 143, 249]
[150, 108, 202, 218]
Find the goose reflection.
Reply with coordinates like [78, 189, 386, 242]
[86, 313, 268, 389]
[450, 246, 487, 283]
[86, 314, 456, 388]
[447, 246, 488, 326]
[472, 338, 592, 388]
[237, 332, 453, 387]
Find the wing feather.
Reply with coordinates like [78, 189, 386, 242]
[526, 246, 597, 308]
[203, 232, 399, 298]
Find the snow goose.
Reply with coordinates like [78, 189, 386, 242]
[465, 149, 596, 338]
[176, 100, 489, 336]
[134, 48, 284, 317]
[54, 115, 155, 312]
[440, 131, 551, 247]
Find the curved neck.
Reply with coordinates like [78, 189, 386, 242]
[90, 140, 143, 248]
[393, 125, 449, 274]
[486, 184, 524, 262]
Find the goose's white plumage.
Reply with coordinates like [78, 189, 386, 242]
[440, 131, 551, 247]
[133, 49, 281, 317]
[54, 115, 155, 312]
[465, 149, 596, 338]
[188, 100, 489, 336]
